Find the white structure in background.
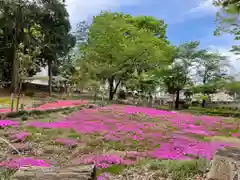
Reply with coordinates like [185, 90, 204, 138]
[235, 72, 240, 81]
[210, 92, 234, 102]
[33, 66, 240, 102]
[31, 67, 48, 85]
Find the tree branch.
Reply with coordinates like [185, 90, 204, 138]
[113, 49, 147, 76]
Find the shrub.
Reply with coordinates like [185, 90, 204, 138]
[186, 107, 240, 117]
[6, 111, 27, 118]
[25, 91, 35, 97]
[21, 114, 29, 121]
[182, 104, 190, 109]
[191, 101, 200, 106]
[117, 90, 126, 100]
[155, 105, 170, 111]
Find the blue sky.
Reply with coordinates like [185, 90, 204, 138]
[65, 0, 240, 73]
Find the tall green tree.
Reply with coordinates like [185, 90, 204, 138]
[163, 64, 192, 109]
[0, 0, 42, 92]
[82, 12, 173, 100]
[192, 50, 231, 101]
[214, 0, 240, 54]
[0, 0, 75, 96]
[37, 0, 76, 96]
[75, 21, 89, 44]
[195, 51, 230, 84]
[162, 41, 201, 109]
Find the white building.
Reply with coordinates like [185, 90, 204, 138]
[30, 67, 49, 85]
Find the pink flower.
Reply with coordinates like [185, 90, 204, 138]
[0, 120, 19, 128]
[131, 135, 144, 141]
[78, 154, 134, 168]
[0, 158, 51, 168]
[0, 100, 88, 112]
[12, 132, 30, 141]
[232, 133, 240, 137]
[98, 172, 110, 180]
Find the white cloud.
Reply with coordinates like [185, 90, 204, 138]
[171, 0, 218, 23]
[187, 0, 217, 15]
[65, 0, 139, 27]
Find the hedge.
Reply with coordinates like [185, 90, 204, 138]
[183, 108, 240, 118]
[0, 104, 96, 119]
[155, 106, 240, 118]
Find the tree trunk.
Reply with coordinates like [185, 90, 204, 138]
[16, 80, 23, 112]
[108, 77, 114, 101]
[48, 60, 52, 96]
[148, 93, 153, 107]
[175, 89, 180, 110]
[11, 34, 19, 94]
[172, 93, 175, 110]
[10, 93, 15, 112]
[108, 77, 121, 101]
[12, 165, 97, 180]
[11, 5, 21, 94]
[94, 91, 97, 103]
[10, 32, 18, 112]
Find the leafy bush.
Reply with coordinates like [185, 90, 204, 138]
[6, 111, 27, 118]
[191, 101, 200, 106]
[21, 114, 29, 121]
[186, 107, 240, 117]
[25, 91, 35, 97]
[155, 105, 170, 111]
[182, 104, 190, 109]
[117, 90, 126, 100]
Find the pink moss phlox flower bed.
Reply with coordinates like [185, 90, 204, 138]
[0, 109, 10, 113]
[37, 100, 88, 109]
[24, 104, 235, 163]
[97, 173, 110, 180]
[149, 135, 230, 160]
[0, 158, 51, 168]
[232, 133, 240, 137]
[12, 132, 30, 141]
[0, 120, 19, 128]
[0, 100, 88, 113]
[78, 154, 135, 168]
[55, 138, 78, 147]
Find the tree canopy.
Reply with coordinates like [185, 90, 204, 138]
[214, 0, 240, 54]
[0, 0, 75, 94]
[80, 12, 174, 100]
